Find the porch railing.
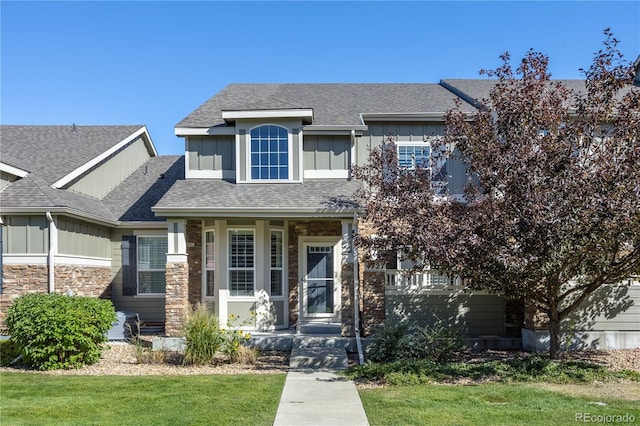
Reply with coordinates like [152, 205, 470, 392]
[385, 269, 462, 290]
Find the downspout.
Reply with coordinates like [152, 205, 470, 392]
[45, 212, 55, 293]
[353, 212, 365, 365]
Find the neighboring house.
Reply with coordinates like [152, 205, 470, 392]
[1, 80, 638, 350]
[0, 125, 183, 327]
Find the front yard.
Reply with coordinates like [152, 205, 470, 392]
[1, 373, 286, 425]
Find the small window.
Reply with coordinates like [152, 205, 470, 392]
[250, 125, 289, 180]
[204, 230, 215, 298]
[228, 230, 255, 296]
[138, 236, 167, 294]
[270, 230, 284, 296]
[396, 142, 447, 195]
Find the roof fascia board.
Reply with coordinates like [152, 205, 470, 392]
[0, 162, 29, 178]
[222, 109, 314, 123]
[151, 207, 360, 218]
[115, 221, 167, 229]
[360, 112, 448, 121]
[303, 125, 368, 134]
[0, 207, 119, 227]
[52, 126, 154, 189]
[175, 127, 236, 136]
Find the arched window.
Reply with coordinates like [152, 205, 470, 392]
[250, 125, 289, 180]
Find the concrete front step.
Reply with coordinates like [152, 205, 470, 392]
[296, 321, 342, 335]
[289, 347, 349, 371]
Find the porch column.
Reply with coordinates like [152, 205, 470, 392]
[165, 219, 189, 336]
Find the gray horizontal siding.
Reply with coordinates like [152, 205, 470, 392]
[566, 285, 640, 331]
[109, 228, 166, 322]
[2, 215, 48, 254]
[386, 292, 505, 336]
[303, 136, 350, 171]
[57, 216, 110, 258]
[68, 137, 151, 199]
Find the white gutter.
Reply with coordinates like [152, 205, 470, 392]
[353, 212, 364, 365]
[45, 212, 56, 293]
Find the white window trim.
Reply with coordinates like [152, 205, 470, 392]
[137, 235, 167, 296]
[203, 228, 215, 300]
[269, 228, 285, 299]
[245, 124, 294, 183]
[228, 228, 256, 298]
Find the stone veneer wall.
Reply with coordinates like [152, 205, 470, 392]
[165, 262, 189, 337]
[341, 261, 355, 336]
[287, 220, 342, 330]
[357, 220, 386, 336]
[186, 220, 202, 306]
[361, 270, 385, 336]
[54, 265, 112, 298]
[0, 264, 111, 328]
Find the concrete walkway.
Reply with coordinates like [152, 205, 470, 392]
[273, 345, 369, 426]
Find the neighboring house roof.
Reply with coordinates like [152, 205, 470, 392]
[0, 125, 148, 185]
[102, 155, 184, 222]
[153, 179, 362, 218]
[0, 125, 177, 225]
[176, 83, 478, 129]
[441, 79, 635, 109]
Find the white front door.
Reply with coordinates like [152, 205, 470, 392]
[301, 240, 341, 319]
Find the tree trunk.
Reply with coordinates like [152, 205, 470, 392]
[548, 311, 562, 360]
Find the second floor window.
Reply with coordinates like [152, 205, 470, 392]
[250, 125, 289, 180]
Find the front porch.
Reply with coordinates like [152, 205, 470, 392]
[162, 218, 360, 337]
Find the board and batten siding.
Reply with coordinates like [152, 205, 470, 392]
[356, 121, 467, 195]
[386, 291, 506, 336]
[109, 228, 165, 322]
[187, 136, 235, 172]
[67, 136, 152, 199]
[1, 215, 48, 254]
[303, 135, 350, 171]
[57, 217, 110, 258]
[565, 283, 640, 331]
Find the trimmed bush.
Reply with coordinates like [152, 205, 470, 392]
[5, 293, 116, 370]
[367, 320, 464, 362]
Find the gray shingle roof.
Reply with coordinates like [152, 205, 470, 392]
[0, 174, 119, 221]
[153, 179, 362, 216]
[0, 125, 145, 185]
[176, 84, 477, 128]
[102, 156, 184, 221]
[441, 79, 634, 108]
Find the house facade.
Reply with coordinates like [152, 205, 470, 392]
[1, 82, 638, 350]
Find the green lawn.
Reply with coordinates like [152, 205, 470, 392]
[359, 382, 640, 426]
[0, 372, 286, 426]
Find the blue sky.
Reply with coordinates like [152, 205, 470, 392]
[2, 1, 639, 155]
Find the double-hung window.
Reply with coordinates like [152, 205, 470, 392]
[250, 125, 289, 180]
[270, 230, 284, 296]
[137, 236, 167, 294]
[228, 230, 255, 296]
[396, 142, 447, 195]
[204, 230, 215, 298]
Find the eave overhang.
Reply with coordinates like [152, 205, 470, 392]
[0, 162, 29, 178]
[221, 109, 314, 125]
[151, 206, 361, 219]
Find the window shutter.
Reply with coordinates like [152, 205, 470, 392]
[122, 235, 137, 296]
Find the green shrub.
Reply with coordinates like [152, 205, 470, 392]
[367, 322, 410, 362]
[367, 320, 465, 362]
[183, 305, 253, 365]
[5, 293, 116, 370]
[0, 339, 21, 366]
[183, 303, 225, 365]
